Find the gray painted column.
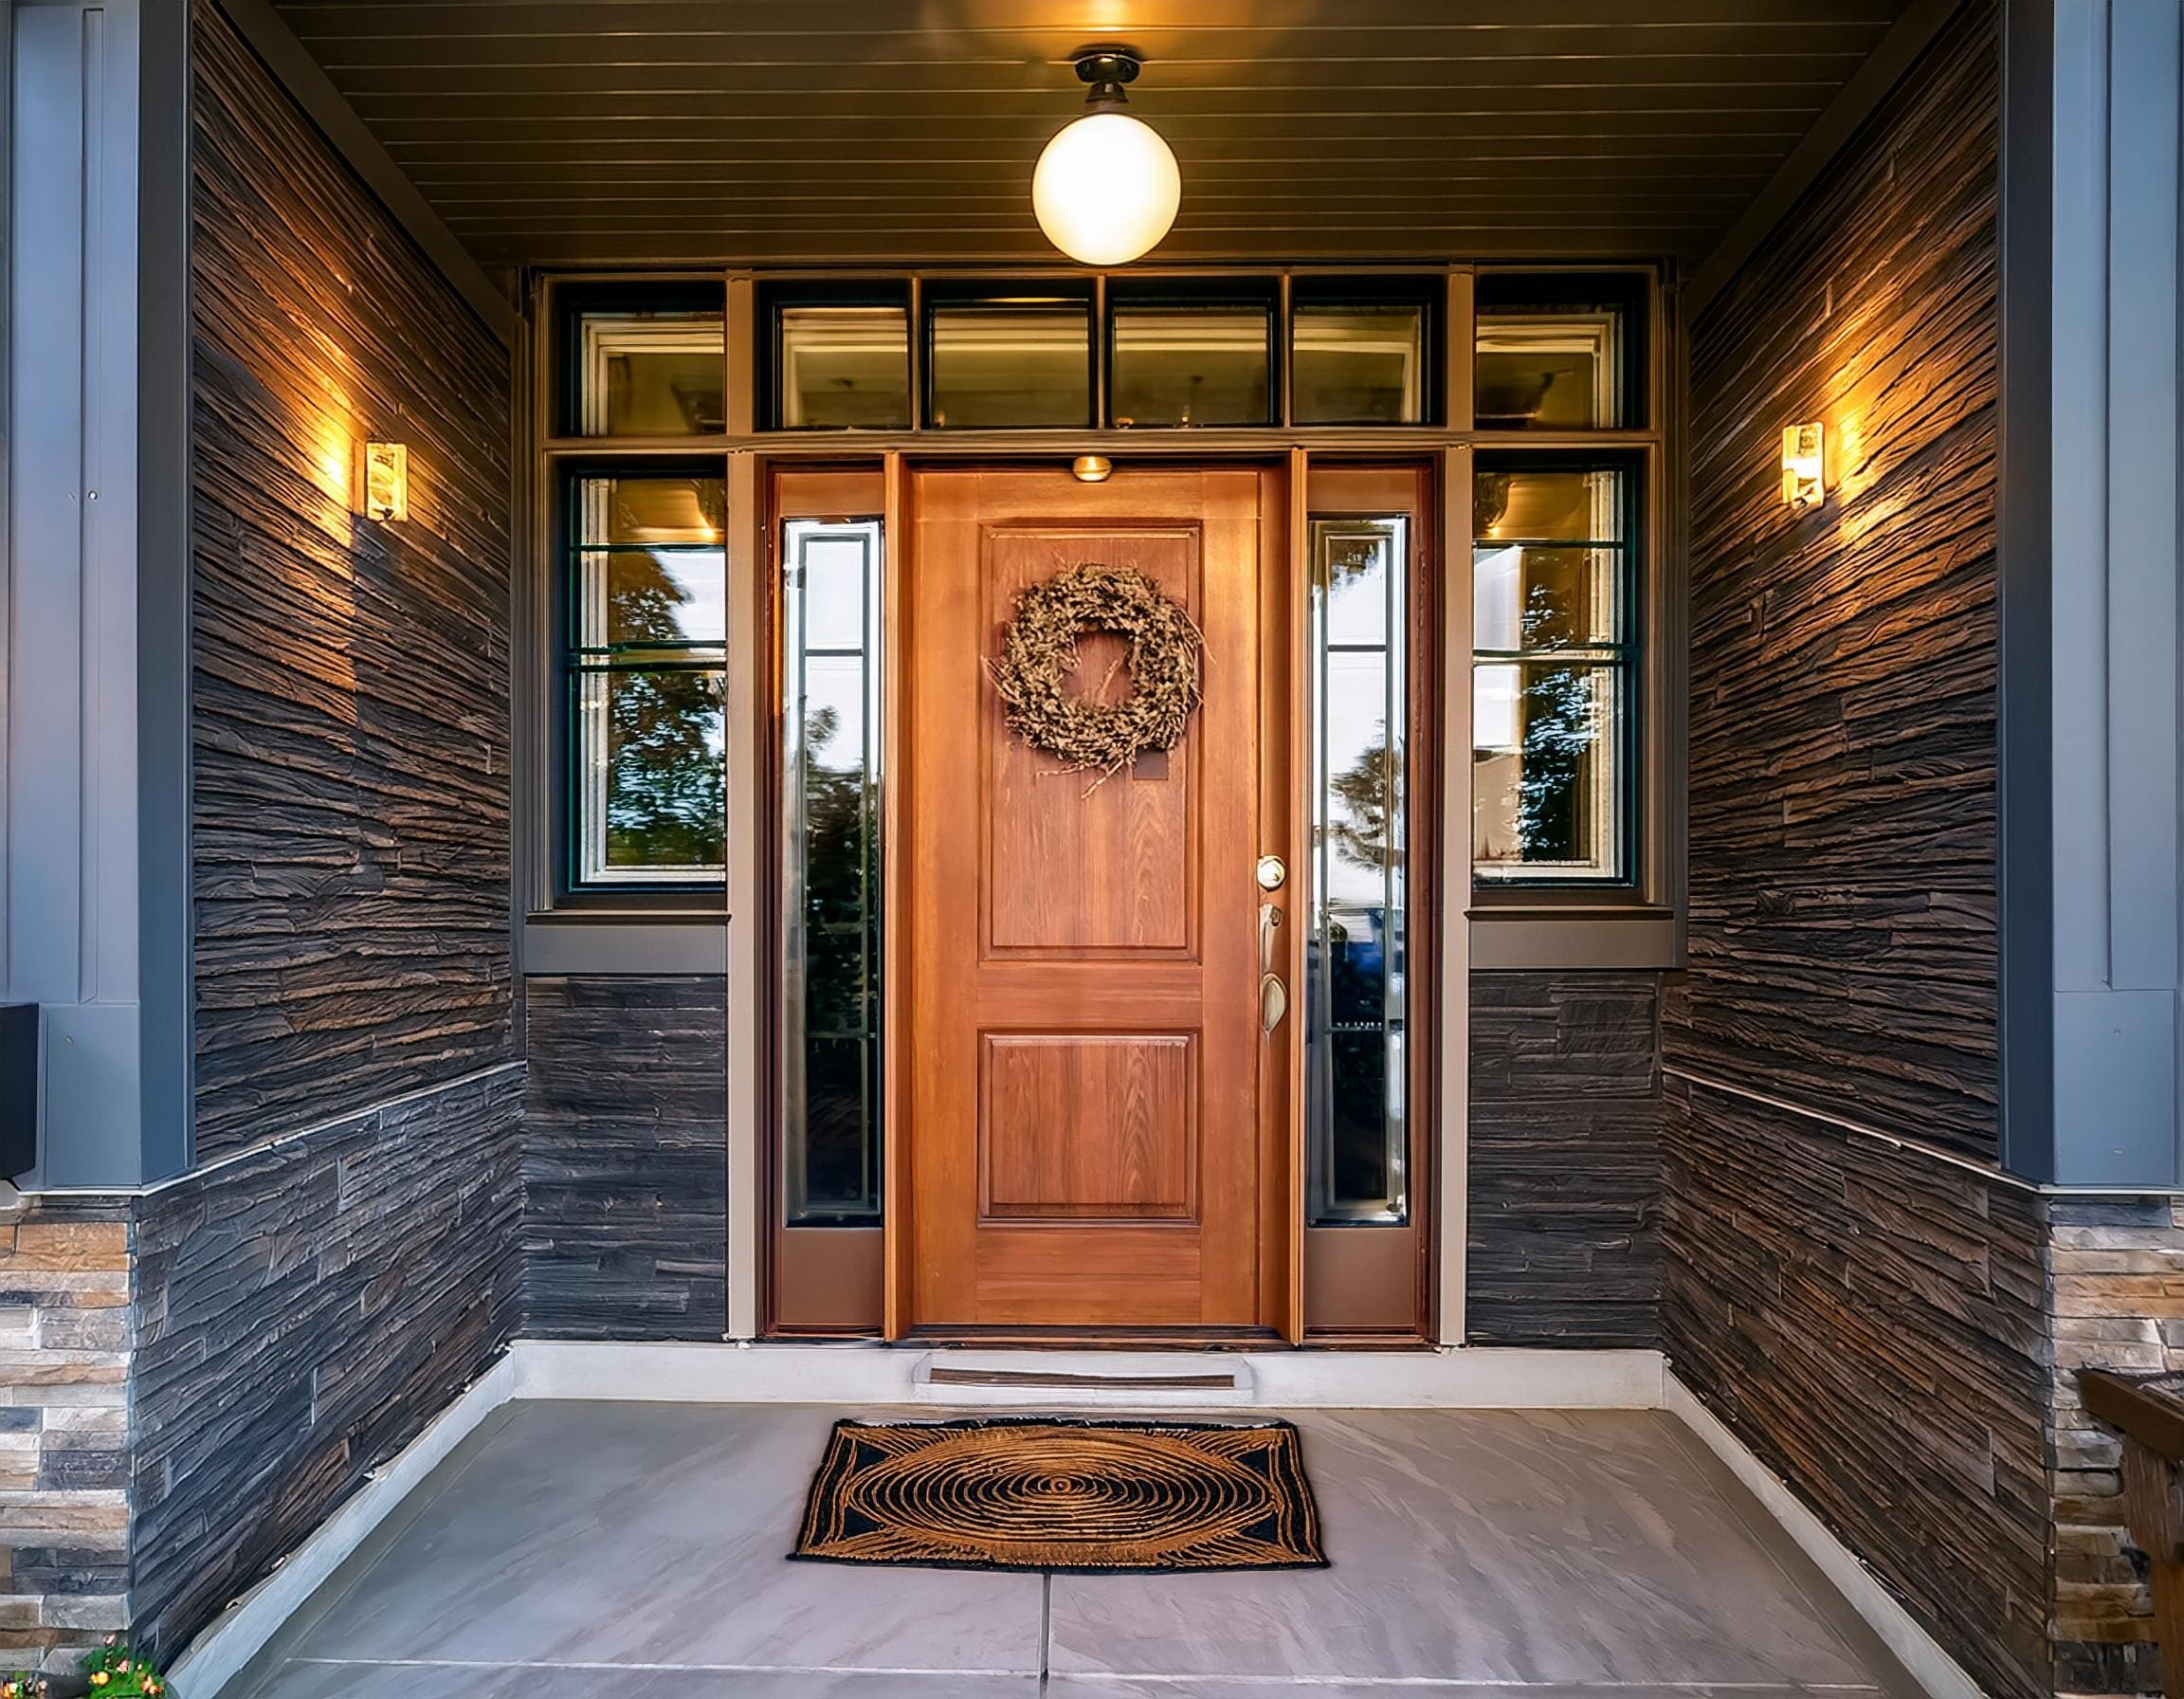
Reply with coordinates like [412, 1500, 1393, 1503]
[2, 0, 190, 1186]
[2002, 0, 2184, 1185]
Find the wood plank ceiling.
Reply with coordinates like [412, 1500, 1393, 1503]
[273, 0, 1915, 270]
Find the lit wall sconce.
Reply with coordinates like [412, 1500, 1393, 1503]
[357, 441, 410, 522]
[1780, 423, 1825, 511]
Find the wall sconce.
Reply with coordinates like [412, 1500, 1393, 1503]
[357, 441, 410, 522]
[1071, 454, 1114, 484]
[1780, 423, 1825, 511]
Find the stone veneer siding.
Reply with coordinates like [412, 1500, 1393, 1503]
[190, 0, 516, 1160]
[0, 1200, 134, 1666]
[2048, 1197, 2184, 1695]
[520, 977, 729, 1342]
[1467, 972, 1661, 1348]
[128, 1070, 522, 1657]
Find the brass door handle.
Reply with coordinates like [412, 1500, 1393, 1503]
[1259, 904, 1287, 1034]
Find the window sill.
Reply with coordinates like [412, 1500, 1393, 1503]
[522, 913, 730, 977]
[1466, 904, 1677, 971]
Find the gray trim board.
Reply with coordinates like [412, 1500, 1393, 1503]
[1685, 0, 1971, 318]
[1469, 911, 1676, 972]
[209, 0, 514, 345]
[521, 921, 730, 977]
[1995, 0, 2055, 1182]
[139, 0, 194, 1182]
[2010, 0, 2184, 1186]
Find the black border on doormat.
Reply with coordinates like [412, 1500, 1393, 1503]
[787, 1415, 1331, 1574]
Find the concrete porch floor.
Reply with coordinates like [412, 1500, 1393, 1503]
[227, 1401, 1924, 1699]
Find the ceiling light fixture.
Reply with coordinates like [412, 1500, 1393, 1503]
[1032, 49, 1180, 267]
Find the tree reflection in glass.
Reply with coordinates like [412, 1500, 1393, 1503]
[782, 520, 884, 1225]
[1308, 518, 1408, 1226]
[601, 548, 725, 870]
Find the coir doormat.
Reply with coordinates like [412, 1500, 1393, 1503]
[790, 1416, 1328, 1573]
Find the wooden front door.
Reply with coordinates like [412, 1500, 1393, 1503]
[897, 466, 1293, 1336]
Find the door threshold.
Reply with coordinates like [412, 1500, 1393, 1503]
[913, 1349, 1255, 1406]
[901, 1324, 1285, 1351]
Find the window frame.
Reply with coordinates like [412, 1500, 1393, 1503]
[519, 265, 1673, 960]
[1468, 449, 1646, 891]
[555, 457, 732, 895]
[1102, 276, 1281, 429]
[756, 279, 915, 433]
[777, 515, 888, 1229]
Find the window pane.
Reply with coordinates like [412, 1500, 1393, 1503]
[778, 305, 911, 429]
[1110, 306, 1271, 427]
[1477, 310, 1624, 429]
[1293, 304, 1425, 424]
[1475, 277, 1642, 429]
[574, 473, 725, 548]
[574, 549, 726, 651]
[1471, 663, 1622, 881]
[1472, 543, 1623, 652]
[572, 308, 724, 436]
[1474, 466, 1622, 545]
[1308, 517, 1408, 1226]
[573, 666, 726, 879]
[783, 519, 884, 1226]
[929, 303, 1090, 428]
[1473, 461, 1633, 884]
[571, 476, 728, 654]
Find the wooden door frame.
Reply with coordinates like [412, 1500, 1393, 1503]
[745, 447, 1462, 1345]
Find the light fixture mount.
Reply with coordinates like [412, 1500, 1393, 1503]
[1071, 47, 1143, 107]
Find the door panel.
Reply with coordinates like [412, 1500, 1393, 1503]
[901, 466, 1283, 1333]
[985, 527, 1195, 956]
[981, 1033, 1197, 1221]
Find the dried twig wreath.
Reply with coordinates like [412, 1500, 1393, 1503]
[987, 563, 1205, 792]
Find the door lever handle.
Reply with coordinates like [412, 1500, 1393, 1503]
[1259, 903, 1286, 1035]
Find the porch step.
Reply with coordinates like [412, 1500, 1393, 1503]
[910, 1350, 1256, 1408]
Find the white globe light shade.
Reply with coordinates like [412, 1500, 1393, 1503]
[1032, 110, 1180, 265]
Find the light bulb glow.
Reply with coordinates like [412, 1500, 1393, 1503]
[1032, 109, 1180, 266]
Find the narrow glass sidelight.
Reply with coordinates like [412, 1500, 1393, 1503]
[1306, 517, 1410, 1226]
[781, 519, 885, 1225]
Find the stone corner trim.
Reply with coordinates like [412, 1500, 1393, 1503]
[0, 1205, 133, 1669]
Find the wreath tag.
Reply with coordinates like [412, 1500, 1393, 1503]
[986, 562, 1205, 793]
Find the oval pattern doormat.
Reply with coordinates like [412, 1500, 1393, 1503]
[790, 1416, 1328, 1573]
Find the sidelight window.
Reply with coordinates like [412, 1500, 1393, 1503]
[1471, 459, 1637, 884]
[1306, 516, 1410, 1225]
[563, 470, 728, 886]
[781, 519, 885, 1225]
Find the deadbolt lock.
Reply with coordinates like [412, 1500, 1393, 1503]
[1255, 854, 1287, 891]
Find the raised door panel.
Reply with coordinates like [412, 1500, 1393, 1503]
[980, 1033, 1197, 1221]
[984, 525, 1197, 957]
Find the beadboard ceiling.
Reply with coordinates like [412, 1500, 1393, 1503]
[271, 0, 1919, 269]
